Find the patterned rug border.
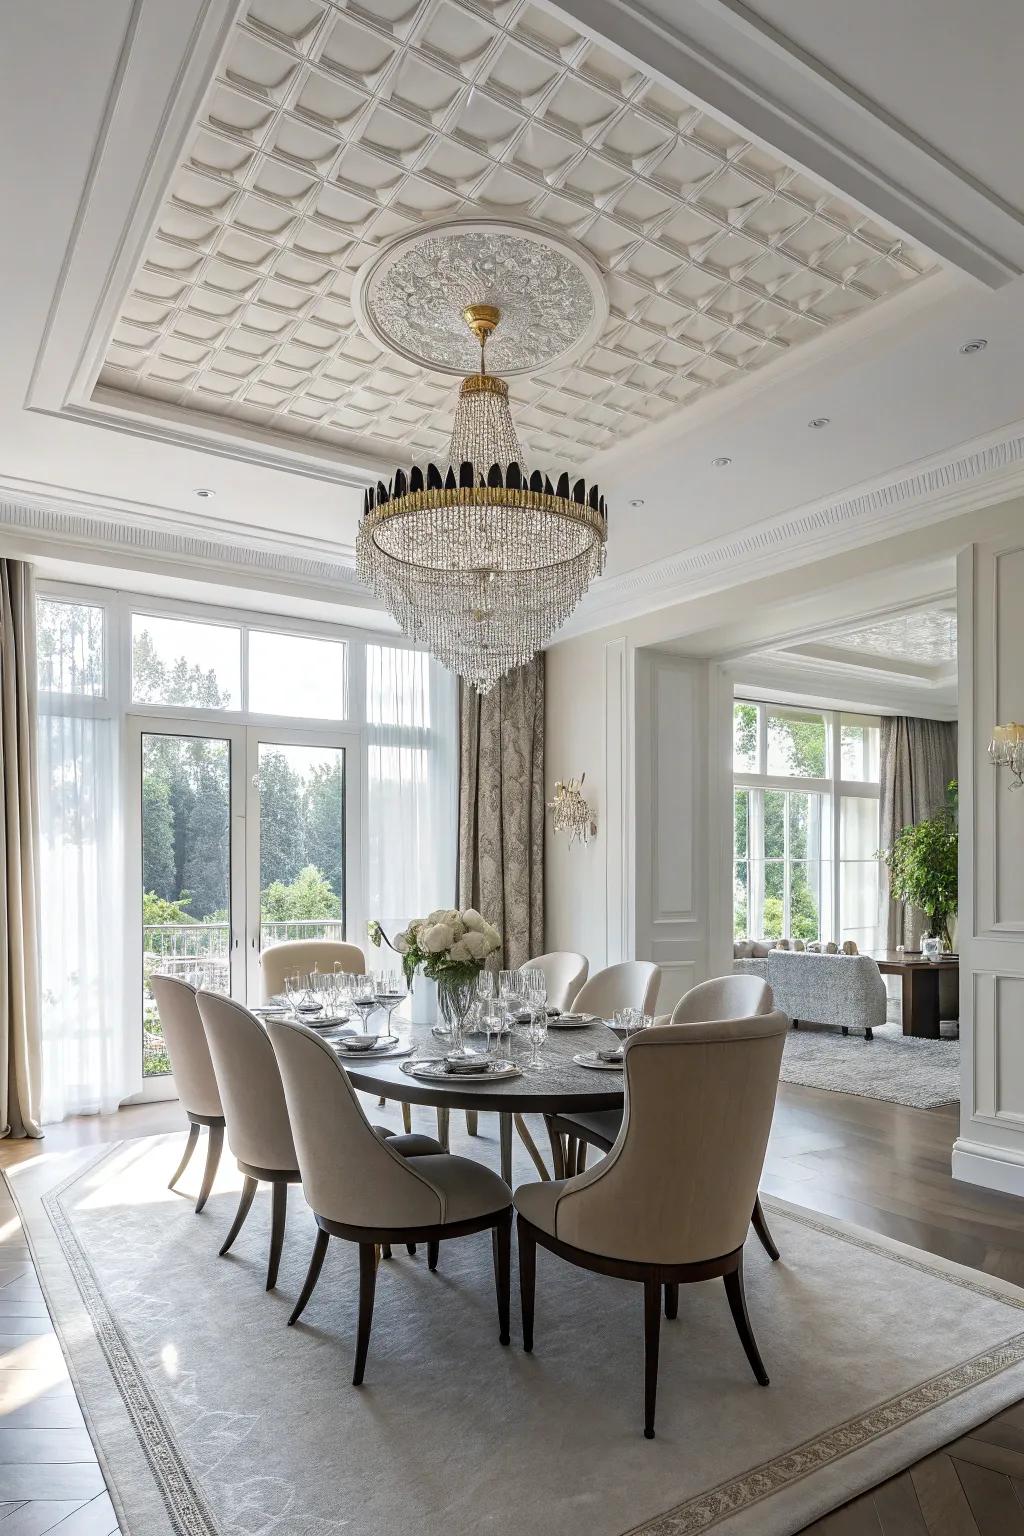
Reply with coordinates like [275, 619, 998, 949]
[25, 1138, 1024, 1536]
[42, 1142, 219, 1536]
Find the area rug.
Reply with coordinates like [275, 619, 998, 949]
[12, 1113, 1024, 1536]
[781, 1020, 960, 1107]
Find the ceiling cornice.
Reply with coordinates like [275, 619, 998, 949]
[562, 421, 1024, 636]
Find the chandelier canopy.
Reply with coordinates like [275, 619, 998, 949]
[356, 302, 608, 693]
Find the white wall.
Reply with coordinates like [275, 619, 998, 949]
[545, 632, 732, 1013]
[954, 496, 1024, 1196]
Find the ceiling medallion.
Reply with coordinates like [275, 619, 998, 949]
[355, 294, 608, 693]
[351, 219, 608, 377]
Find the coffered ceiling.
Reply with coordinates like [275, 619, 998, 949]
[96, 0, 935, 470]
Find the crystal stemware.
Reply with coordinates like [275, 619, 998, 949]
[376, 970, 405, 1041]
[351, 975, 379, 1034]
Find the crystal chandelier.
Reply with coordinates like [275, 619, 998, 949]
[356, 304, 608, 693]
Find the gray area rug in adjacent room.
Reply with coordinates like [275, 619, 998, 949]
[13, 1110, 1024, 1536]
[782, 1020, 959, 1108]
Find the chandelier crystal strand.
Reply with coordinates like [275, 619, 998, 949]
[356, 304, 607, 693]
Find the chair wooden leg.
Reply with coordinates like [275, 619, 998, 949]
[377, 1095, 387, 1107]
[168, 1124, 200, 1192]
[288, 1228, 329, 1326]
[724, 1254, 769, 1386]
[544, 1116, 566, 1179]
[354, 1242, 378, 1385]
[406, 1243, 417, 1256]
[565, 1134, 578, 1176]
[664, 1281, 678, 1320]
[402, 1102, 412, 1134]
[266, 1182, 288, 1291]
[492, 1212, 512, 1346]
[436, 1108, 450, 1150]
[219, 1176, 258, 1256]
[195, 1124, 223, 1214]
[465, 1110, 479, 1136]
[751, 1196, 779, 1262]
[514, 1115, 550, 1180]
[381, 1242, 393, 1259]
[643, 1276, 662, 1439]
[427, 1240, 439, 1271]
[575, 1142, 588, 1175]
[518, 1216, 536, 1352]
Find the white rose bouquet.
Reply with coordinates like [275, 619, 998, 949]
[368, 908, 501, 989]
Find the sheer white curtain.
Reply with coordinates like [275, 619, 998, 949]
[365, 644, 457, 937]
[36, 600, 129, 1122]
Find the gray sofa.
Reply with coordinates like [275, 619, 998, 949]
[733, 950, 887, 1040]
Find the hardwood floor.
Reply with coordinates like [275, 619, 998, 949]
[4, 1085, 1024, 1535]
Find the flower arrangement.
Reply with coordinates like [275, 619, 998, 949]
[368, 908, 502, 988]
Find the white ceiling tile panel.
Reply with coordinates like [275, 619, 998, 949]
[99, 0, 937, 469]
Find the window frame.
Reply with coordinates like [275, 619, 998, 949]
[733, 698, 881, 949]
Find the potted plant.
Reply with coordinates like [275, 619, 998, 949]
[881, 786, 958, 949]
[368, 909, 502, 1042]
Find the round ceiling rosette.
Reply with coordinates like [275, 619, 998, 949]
[351, 219, 608, 377]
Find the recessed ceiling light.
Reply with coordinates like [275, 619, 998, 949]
[808, 417, 830, 429]
[711, 456, 732, 467]
[960, 338, 988, 354]
[194, 487, 216, 499]
[628, 497, 645, 507]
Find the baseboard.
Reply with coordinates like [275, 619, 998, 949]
[953, 1137, 1024, 1199]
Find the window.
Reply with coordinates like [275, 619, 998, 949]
[131, 614, 240, 708]
[248, 630, 347, 719]
[37, 598, 105, 696]
[733, 700, 880, 950]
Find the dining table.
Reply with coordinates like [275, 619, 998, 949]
[339, 1019, 625, 1185]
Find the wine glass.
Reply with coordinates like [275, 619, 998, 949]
[376, 970, 405, 1041]
[477, 970, 496, 1005]
[284, 972, 310, 1017]
[498, 969, 521, 1035]
[351, 975, 378, 1034]
[525, 1004, 548, 1070]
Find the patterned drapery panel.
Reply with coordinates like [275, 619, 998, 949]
[879, 716, 958, 950]
[458, 656, 544, 970]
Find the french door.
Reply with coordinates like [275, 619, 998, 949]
[127, 716, 360, 1091]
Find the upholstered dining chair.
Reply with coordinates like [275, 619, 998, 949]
[266, 1016, 513, 1382]
[260, 939, 365, 1001]
[150, 974, 226, 1214]
[548, 973, 780, 1259]
[196, 993, 442, 1291]
[516, 1010, 789, 1438]
[523, 951, 589, 1013]
[570, 960, 661, 1019]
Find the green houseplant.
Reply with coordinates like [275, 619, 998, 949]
[881, 784, 959, 948]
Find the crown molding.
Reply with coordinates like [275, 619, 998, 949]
[562, 422, 1024, 637]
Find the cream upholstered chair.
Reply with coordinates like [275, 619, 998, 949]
[570, 961, 660, 1019]
[516, 1011, 789, 1438]
[197, 993, 441, 1291]
[267, 1016, 512, 1381]
[150, 974, 225, 1214]
[524, 952, 589, 1012]
[548, 973, 780, 1259]
[260, 939, 365, 1001]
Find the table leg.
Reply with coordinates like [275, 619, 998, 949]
[500, 1112, 513, 1185]
[902, 967, 941, 1038]
[514, 1114, 550, 1180]
[544, 1115, 566, 1180]
[436, 1107, 450, 1150]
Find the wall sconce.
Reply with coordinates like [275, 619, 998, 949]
[989, 723, 1024, 788]
[547, 774, 597, 846]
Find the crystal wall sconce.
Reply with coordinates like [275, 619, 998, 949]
[547, 774, 597, 846]
[989, 723, 1024, 788]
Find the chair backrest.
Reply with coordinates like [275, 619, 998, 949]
[550, 1011, 789, 1265]
[671, 973, 773, 1024]
[525, 952, 589, 1012]
[195, 992, 297, 1173]
[571, 961, 661, 1018]
[149, 974, 222, 1119]
[266, 1017, 448, 1228]
[260, 939, 366, 1001]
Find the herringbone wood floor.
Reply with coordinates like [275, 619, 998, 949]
[5, 1084, 1024, 1534]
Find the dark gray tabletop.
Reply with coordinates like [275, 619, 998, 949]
[339, 1020, 626, 1115]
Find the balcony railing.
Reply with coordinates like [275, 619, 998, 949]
[143, 918, 348, 1075]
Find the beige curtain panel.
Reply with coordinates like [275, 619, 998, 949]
[458, 656, 544, 971]
[0, 560, 43, 1137]
[879, 715, 958, 951]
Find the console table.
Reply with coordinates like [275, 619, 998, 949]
[872, 952, 959, 1039]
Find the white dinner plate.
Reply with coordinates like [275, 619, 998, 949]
[334, 1039, 412, 1061]
[400, 1059, 521, 1084]
[548, 1013, 598, 1029]
[572, 1051, 623, 1071]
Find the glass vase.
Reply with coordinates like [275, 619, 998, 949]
[438, 978, 477, 1057]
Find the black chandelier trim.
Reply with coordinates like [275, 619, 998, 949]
[362, 461, 607, 521]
